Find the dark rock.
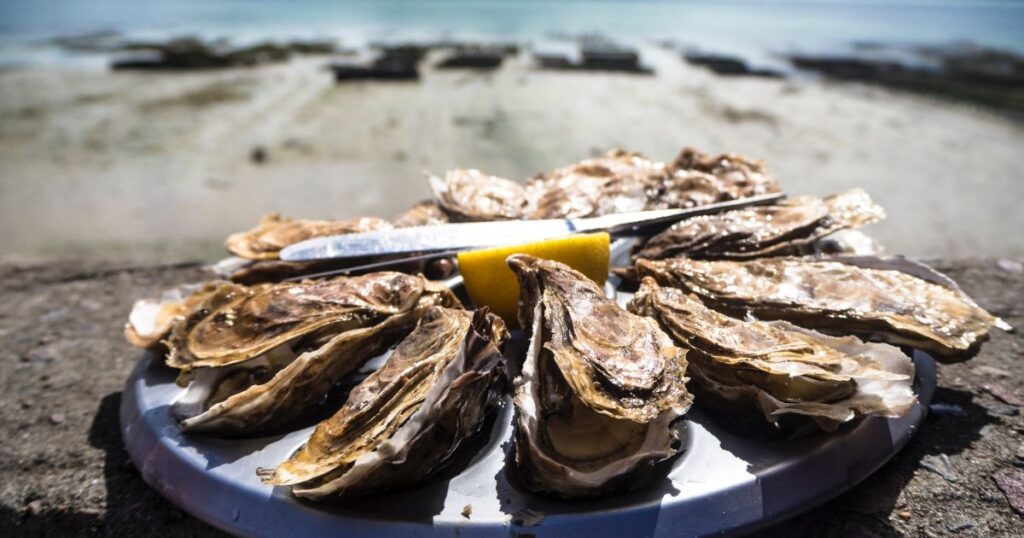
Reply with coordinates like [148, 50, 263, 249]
[683, 53, 784, 78]
[947, 519, 974, 532]
[436, 50, 505, 70]
[250, 146, 267, 164]
[789, 44, 1024, 116]
[533, 40, 652, 74]
[330, 46, 426, 82]
[929, 402, 966, 416]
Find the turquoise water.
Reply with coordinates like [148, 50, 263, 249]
[2, 0, 1023, 65]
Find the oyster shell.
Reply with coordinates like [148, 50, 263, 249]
[507, 255, 692, 497]
[259, 307, 508, 499]
[430, 169, 528, 221]
[646, 147, 781, 209]
[225, 213, 391, 260]
[634, 189, 884, 261]
[628, 278, 915, 431]
[168, 272, 458, 435]
[525, 149, 661, 219]
[124, 281, 238, 350]
[391, 200, 449, 228]
[636, 256, 1008, 362]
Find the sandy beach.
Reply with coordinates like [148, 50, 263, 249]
[2, 46, 1023, 262]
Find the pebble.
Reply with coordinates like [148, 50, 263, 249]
[947, 519, 975, 532]
[982, 384, 1024, 407]
[49, 412, 66, 425]
[25, 499, 43, 517]
[920, 454, 959, 482]
[461, 504, 473, 519]
[997, 259, 1024, 273]
[993, 469, 1024, 516]
[929, 403, 966, 417]
[987, 403, 1020, 417]
[971, 365, 1012, 378]
[897, 510, 912, 519]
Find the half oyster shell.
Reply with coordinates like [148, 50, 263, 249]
[430, 169, 528, 221]
[259, 307, 508, 499]
[636, 256, 1008, 362]
[225, 213, 391, 260]
[507, 255, 692, 497]
[168, 272, 458, 435]
[525, 149, 662, 219]
[124, 281, 237, 350]
[633, 189, 883, 261]
[628, 278, 915, 431]
[647, 147, 782, 209]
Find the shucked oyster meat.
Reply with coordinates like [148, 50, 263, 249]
[224, 213, 391, 260]
[430, 169, 528, 221]
[507, 255, 692, 497]
[636, 256, 1008, 362]
[165, 272, 458, 435]
[259, 307, 507, 499]
[629, 278, 915, 431]
[634, 189, 883, 262]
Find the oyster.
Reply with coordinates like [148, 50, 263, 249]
[525, 149, 662, 219]
[259, 307, 508, 499]
[507, 255, 692, 497]
[168, 272, 459, 435]
[125, 281, 239, 350]
[391, 200, 449, 228]
[647, 147, 781, 209]
[430, 169, 528, 221]
[628, 278, 915, 431]
[636, 256, 1008, 362]
[633, 189, 884, 261]
[225, 213, 391, 260]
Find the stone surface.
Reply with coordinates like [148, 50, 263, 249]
[0, 258, 1022, 536]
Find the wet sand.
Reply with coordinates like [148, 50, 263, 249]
[1, 48, 1023, 262]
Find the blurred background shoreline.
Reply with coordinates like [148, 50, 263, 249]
[1, 0, 1023, 262]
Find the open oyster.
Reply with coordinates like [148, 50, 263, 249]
[633, 189, 884, 261]
[628, 278, 915, 431]
[124, 281, 239, 350]
[525, 149, 661, 219]
[259, 307, 508, 499]
[167, 272, 458, 435]
[636, 256, 1008, 362]
[430, 169, 528, 221]
[507, 255, 692, 497]
[225, 213, 391, 260]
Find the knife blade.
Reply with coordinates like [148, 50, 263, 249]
[279, 193, 784, 262]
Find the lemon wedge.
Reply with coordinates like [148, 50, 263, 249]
[457, 232, 610, 326]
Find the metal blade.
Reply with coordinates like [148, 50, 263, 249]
[280, 219, 572, 261]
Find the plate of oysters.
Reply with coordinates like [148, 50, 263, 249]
[122, 147, 1008, 537]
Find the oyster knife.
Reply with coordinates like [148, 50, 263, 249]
[280, 193, 784, 262]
